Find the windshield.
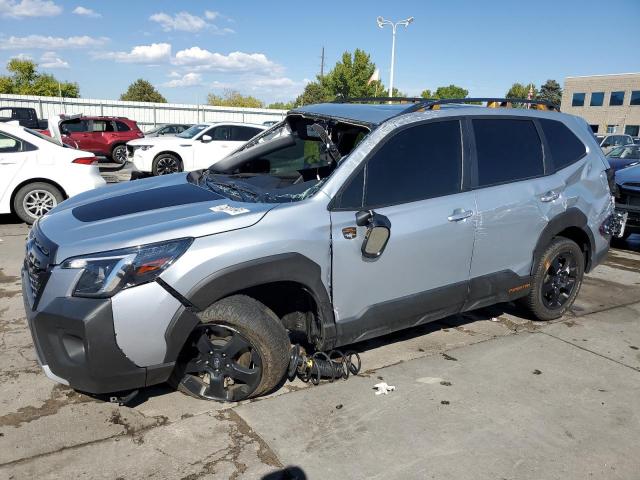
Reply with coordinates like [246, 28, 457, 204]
[23, 128, 63, 147]
[145, 126, 162, 135]
[176, 124, 209, 139]
[608, 146, 640, 159]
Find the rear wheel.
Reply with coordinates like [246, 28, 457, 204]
[110, 144, 127, 165]
[520, 237, 584, 321]
[13, 182, 64, 224]
[170, 295, 290, 402]
[152, 154, 182, 176]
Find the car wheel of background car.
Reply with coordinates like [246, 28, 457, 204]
[520, 237, 584, 321]
[152, 154, 182, 176]
[170, 295, 290, 402]
[13, 182, 64, 224]
[111, 144, 127, 165]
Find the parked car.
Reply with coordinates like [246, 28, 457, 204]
[127, 122, 266, 175]
[59, 115, 143, 164]
[596, 133, 634, 154]
[632, 137, 640, 145]
[144, 124, 192, 138]
[0, 121, 105, 223]
[614, 163, 640, 239]
[0, 107, 47, 130]
[606, 144, 640, 172]
[263, 120, 279, 127]
[21, 98, 620, 403]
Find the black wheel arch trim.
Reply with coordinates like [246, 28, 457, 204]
[532, 208, 597, 273]
[172, 253, 336, 351]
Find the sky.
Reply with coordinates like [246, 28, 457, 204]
[0, 0, 639, 105]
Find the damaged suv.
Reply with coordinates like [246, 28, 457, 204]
[22, 98, 622, 402]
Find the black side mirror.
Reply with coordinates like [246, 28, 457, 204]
[356, 210, 391, 259]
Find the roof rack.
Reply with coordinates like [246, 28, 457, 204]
[334, 97, 560, 112]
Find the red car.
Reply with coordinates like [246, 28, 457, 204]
[59, 115, 143, 163]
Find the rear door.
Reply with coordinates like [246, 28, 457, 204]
[60, 119, 91, 151]
[330, 119, 477, 345]
[465, 116, 561, 309]
[0, 132, 30, 210]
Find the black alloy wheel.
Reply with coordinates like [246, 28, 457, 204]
[155, 156, 181, 175]
[111, 145, 127, 165]
[540, 250, 579, 309]
[177, 324, 263, 402]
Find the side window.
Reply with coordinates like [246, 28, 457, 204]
[61, 120, 87, 133]
[91, 120, 114, 132]
[363, 120, 462, 207]
[0, 132, 22, 153]
[115, 121, 130, 132]
[335, 169, 365, 210]
[539, 119, 586, 171]
[231, 126, 261, 141]
[473, 119, 544, 187]
[211, 126, 230, 141]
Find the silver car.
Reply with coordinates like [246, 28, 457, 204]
[22, 98, 621, 402]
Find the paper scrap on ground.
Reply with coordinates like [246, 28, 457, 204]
[210, 204, 250, 216]
[373, 382, 396, 395]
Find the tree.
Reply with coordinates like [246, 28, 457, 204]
[380, 87, 407, 98]
[538, 79, 562, 107]
[505, 82, 538, 108]
[294, 81, 332, 107]
[421, 84, 468, 99]
[120, 79, 167, 103]
[207, 89, 264, 108]
[267, 101, 294, 110]
[323, 49, 379, 99]
[0, 59, 79, 97]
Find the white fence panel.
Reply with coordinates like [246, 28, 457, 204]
[0, 94, 287, 128]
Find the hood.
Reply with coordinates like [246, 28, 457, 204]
[127, 136, 188, 146]
[615, 163, 640, 188]
[39, 173, 278, 263]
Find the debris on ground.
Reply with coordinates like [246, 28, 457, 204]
[532, 369, 542, 375]
[442, 353, 458, 361]
[440, 381, 452, 386]
[373, 382, 396, 395]
[441, 400, 450, 405]
[335, 404, 343, 410]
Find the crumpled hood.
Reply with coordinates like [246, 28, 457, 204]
[615, 164, 640, 191]
[39, 173, 278, 263]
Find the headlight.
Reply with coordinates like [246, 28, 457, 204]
[132, 145, 152, 152]
[61, 238, 192, 298]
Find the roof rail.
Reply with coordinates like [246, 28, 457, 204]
[333, 97, 560, 112]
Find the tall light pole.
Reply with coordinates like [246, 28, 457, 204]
[376, 16, 414, 98]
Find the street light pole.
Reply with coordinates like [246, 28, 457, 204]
[377, 16, 414, 98]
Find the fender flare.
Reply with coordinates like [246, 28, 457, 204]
[531, 208, 596, 273]
[162, 253, 336, 363]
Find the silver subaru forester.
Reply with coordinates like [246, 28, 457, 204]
[22, 98, 623, 402]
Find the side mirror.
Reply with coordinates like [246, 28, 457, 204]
[201, 135, 213, 143]
[356, 210, 391, 259]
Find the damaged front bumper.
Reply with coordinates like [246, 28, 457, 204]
[601, 210, 628, 238]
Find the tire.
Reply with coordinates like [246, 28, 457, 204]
[170, 295, 290, 402]
[13, 182, 64, 224]
[152, 153, 182, 176]
[110, 144, 127, 165]
[519, 237, 584, 321]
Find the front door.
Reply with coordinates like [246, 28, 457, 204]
[330, 119, 476, 346]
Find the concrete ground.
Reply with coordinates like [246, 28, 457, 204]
[0, 215, 639, 479]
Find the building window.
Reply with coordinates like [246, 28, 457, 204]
[571, 92, 585, 107]
[609, 91, 625, 106]
[589, 124, 598, 133]
[631, 91, 640, 106]
[607, 125, 617, 134]
[625, 125, 639, 137]
[590, 92, 604, 106]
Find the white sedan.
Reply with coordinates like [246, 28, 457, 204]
[0, 121, 106, 224]
[127, 122, 267, 176]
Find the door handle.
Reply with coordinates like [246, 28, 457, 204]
[539, 191, 560, 203]
[447, 209, 473, 222]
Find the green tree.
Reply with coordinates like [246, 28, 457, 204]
[207, 89, 264, 108]
[120, 79, 166, 103]
[538, 79, 562, 107]
[294, 81, 332, 106]
[0, 59, 79, 97]
[323, 49, 379, 99]
[380, 87, 407, 97]
[421, 84, 468, 99]
[267, 101, 294, 110]
[505, 82, 538, 108]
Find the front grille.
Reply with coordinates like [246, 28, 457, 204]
[24, 224, 56, 308]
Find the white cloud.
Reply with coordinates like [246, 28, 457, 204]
[251, 77, 296, 88]
[10, 52, 32, 61]
[72, 6, 100, 17]
[98, 43, 171, 64]
[150, 11, 207, 32]
[204, 10, 218, 20]
[0, 34, 108, 50]
[162, 72, 203, 88]
[0, 0, 61, 17]
[40, 51, 69, 68]
[173, 47, 279, 73]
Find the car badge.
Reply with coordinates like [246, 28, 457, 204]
[342, 227, 357, 240]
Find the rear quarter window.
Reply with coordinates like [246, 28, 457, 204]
[115, 121, 130, 132]
[539, 119, 586, 171]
